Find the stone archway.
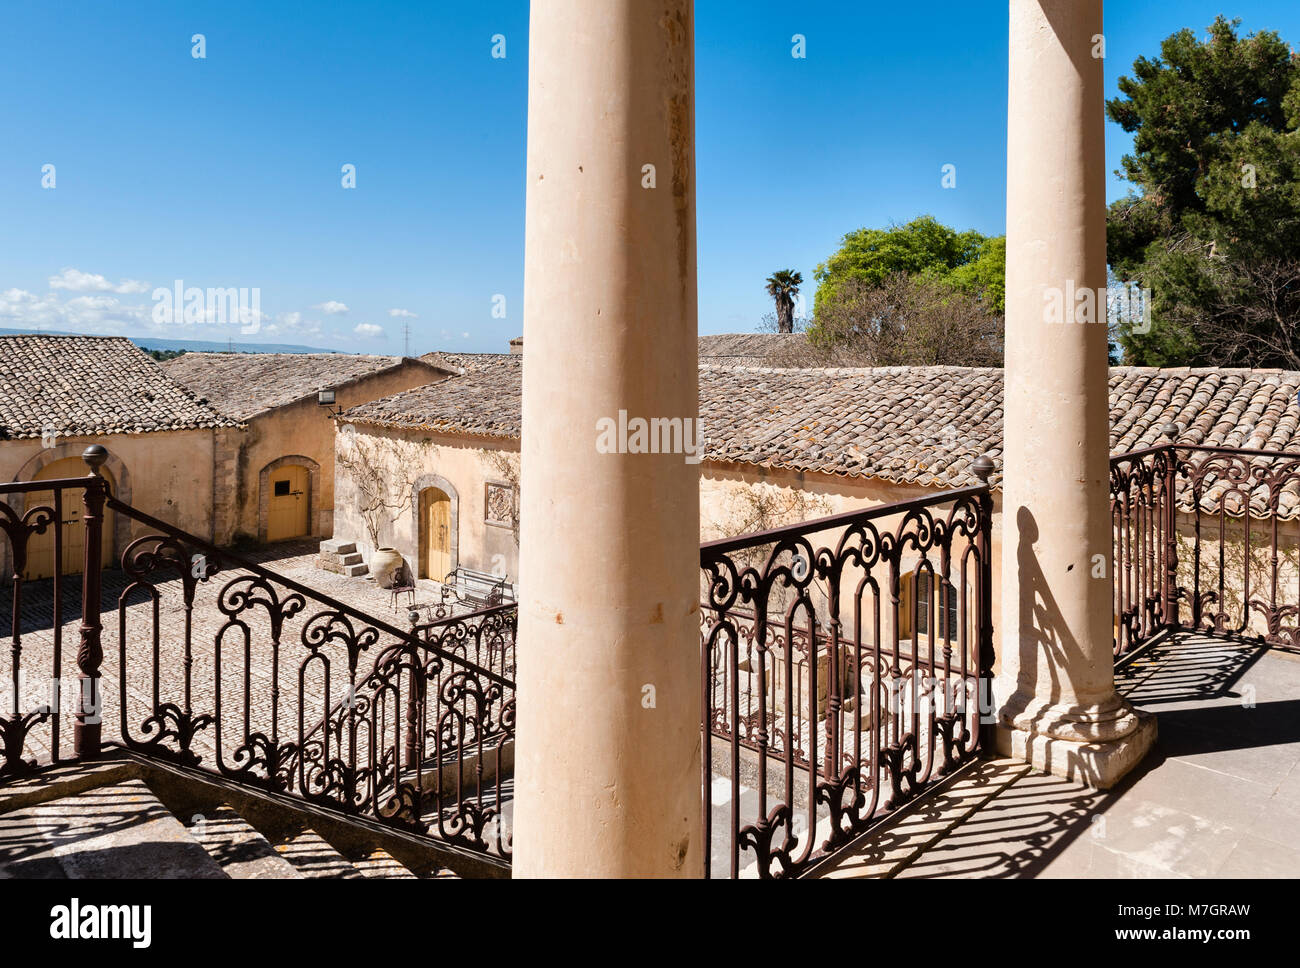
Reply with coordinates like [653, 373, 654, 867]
[11, 442, 133, 573]
[258, 455, 322, 543]
[411, 473, 459, 577]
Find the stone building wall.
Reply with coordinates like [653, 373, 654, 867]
[213, 360, 445, 546]
[330, 425, 1006, 647]
[332, 425, 520, 583]
[0, 427, 218, 576]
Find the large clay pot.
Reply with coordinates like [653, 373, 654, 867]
[370, 547, 404, 588]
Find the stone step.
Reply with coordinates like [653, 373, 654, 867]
[351, 847, 420, 879]
[341, 563, 369, 577]
[320, 539, 357, 555]
[340, 552, 364, 566]
[272, 826, 366, 879]
[0, 779, 228, 879]
[182, 805, 303, 879]
[1, 766, 439, 880]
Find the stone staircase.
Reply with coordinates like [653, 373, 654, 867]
[0, 761, 465, 880]
[317, 539, 368, 577]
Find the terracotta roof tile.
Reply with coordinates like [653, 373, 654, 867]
[343, 362, 1300, 508]
[0, 335, 235, 439]
[163, 352, 448, 421]
[419, 351, 521, 376]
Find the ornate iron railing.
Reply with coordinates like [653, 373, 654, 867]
[1111, 435, 1300, 656]
[0, 447, 514, 863]
[0, 462, 108, 776]
[699, 468, 995, 879]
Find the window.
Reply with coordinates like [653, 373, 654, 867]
[273, 479, 291, 497]
[901, 571, 960, 640]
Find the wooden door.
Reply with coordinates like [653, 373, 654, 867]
[267, 464, 310, 542]
[24, 458, 114, 580]
[418, 488, 451, 579]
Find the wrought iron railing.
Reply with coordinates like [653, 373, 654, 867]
[0, 459, 108, 776]
[699, 464, 995, 878]
[1111, 432, 1300, 656]
[0, 446, 514, 863]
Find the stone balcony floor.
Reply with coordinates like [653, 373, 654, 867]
[815, 632, 1300, 878]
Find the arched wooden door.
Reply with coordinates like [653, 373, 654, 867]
[418, 487, 451, 580]
[23, 458, 115, 580]
[266, 464, 310, 542]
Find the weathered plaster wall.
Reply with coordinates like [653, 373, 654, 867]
[0, 428, 217, 576]
[331, 429, 1006, 649]
[333, 425, 520, 582]
[214, 360, 446, 545]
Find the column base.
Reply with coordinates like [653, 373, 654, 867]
[996, 705, 1157, 790]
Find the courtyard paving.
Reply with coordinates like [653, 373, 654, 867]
[815, 632, 1300, 878]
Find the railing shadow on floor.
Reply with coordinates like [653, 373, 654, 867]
[1115, 632, 1273, 706]
[844, 629, 1300, 878]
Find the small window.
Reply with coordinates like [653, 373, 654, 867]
[901, 571, 960, 640]
[273, 479, 291, 497]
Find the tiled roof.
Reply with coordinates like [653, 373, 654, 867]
[0, 335, 235, 440]
[702, 335, 800, 358]
[162, 352, 447, 421]
[342, 362, 1300, 511]
[419, 351, 521, 376]
[699, 365, 1003, 486]
[347, 359, 522, 439]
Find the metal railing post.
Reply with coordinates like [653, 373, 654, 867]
[971, 455, 997, 752]
[74, 444, 109, 753]
[75, 445, 109, 759]
[1160, 425, 1181, 631]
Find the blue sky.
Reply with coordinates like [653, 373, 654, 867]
[2, 2, 1298, 354]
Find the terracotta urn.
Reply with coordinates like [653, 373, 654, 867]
[370, 547, 404, 588]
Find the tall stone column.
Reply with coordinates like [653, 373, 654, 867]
[997, 0, 1155, 787]
[514, 1, 703, 876]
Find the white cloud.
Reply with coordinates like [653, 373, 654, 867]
[0, 286, 147, 333]
[353, 322, 384, 338]
[388, 308, 417, 319]
[48, 267, 149, 295]
[461, 331, 470, 339]
[261, 311, 322, 337]
[315, 300, 350, 315]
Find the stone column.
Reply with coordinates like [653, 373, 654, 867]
[514, 0, 702, 876]
[997, 0, 1154, 787]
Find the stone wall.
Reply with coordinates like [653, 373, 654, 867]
[332, 425, 520, 583]
[0, 427, 218, 576]
[214, 359, 446, 546]
[329, 426, 1007, 647]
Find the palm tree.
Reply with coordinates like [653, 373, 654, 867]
[765, 270, 802, 333]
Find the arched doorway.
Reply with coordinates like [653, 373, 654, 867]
[418, 487, 452, 580]
[23, 458, 115, 580]
[266, 464, 311, 542]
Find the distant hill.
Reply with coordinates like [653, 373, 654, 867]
[0, 328, 342, 356]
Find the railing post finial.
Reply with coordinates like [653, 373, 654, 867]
[971, 454, 995, 485]
[82, 444, 108, 476]
[1160, 423, 1180, 443]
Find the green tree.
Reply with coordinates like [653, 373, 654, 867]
[764, 269, 803, 333]
[808, 216, 1005, 355]
[812, 216, 1004, 322]
[1106, 16, 1300, 365]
